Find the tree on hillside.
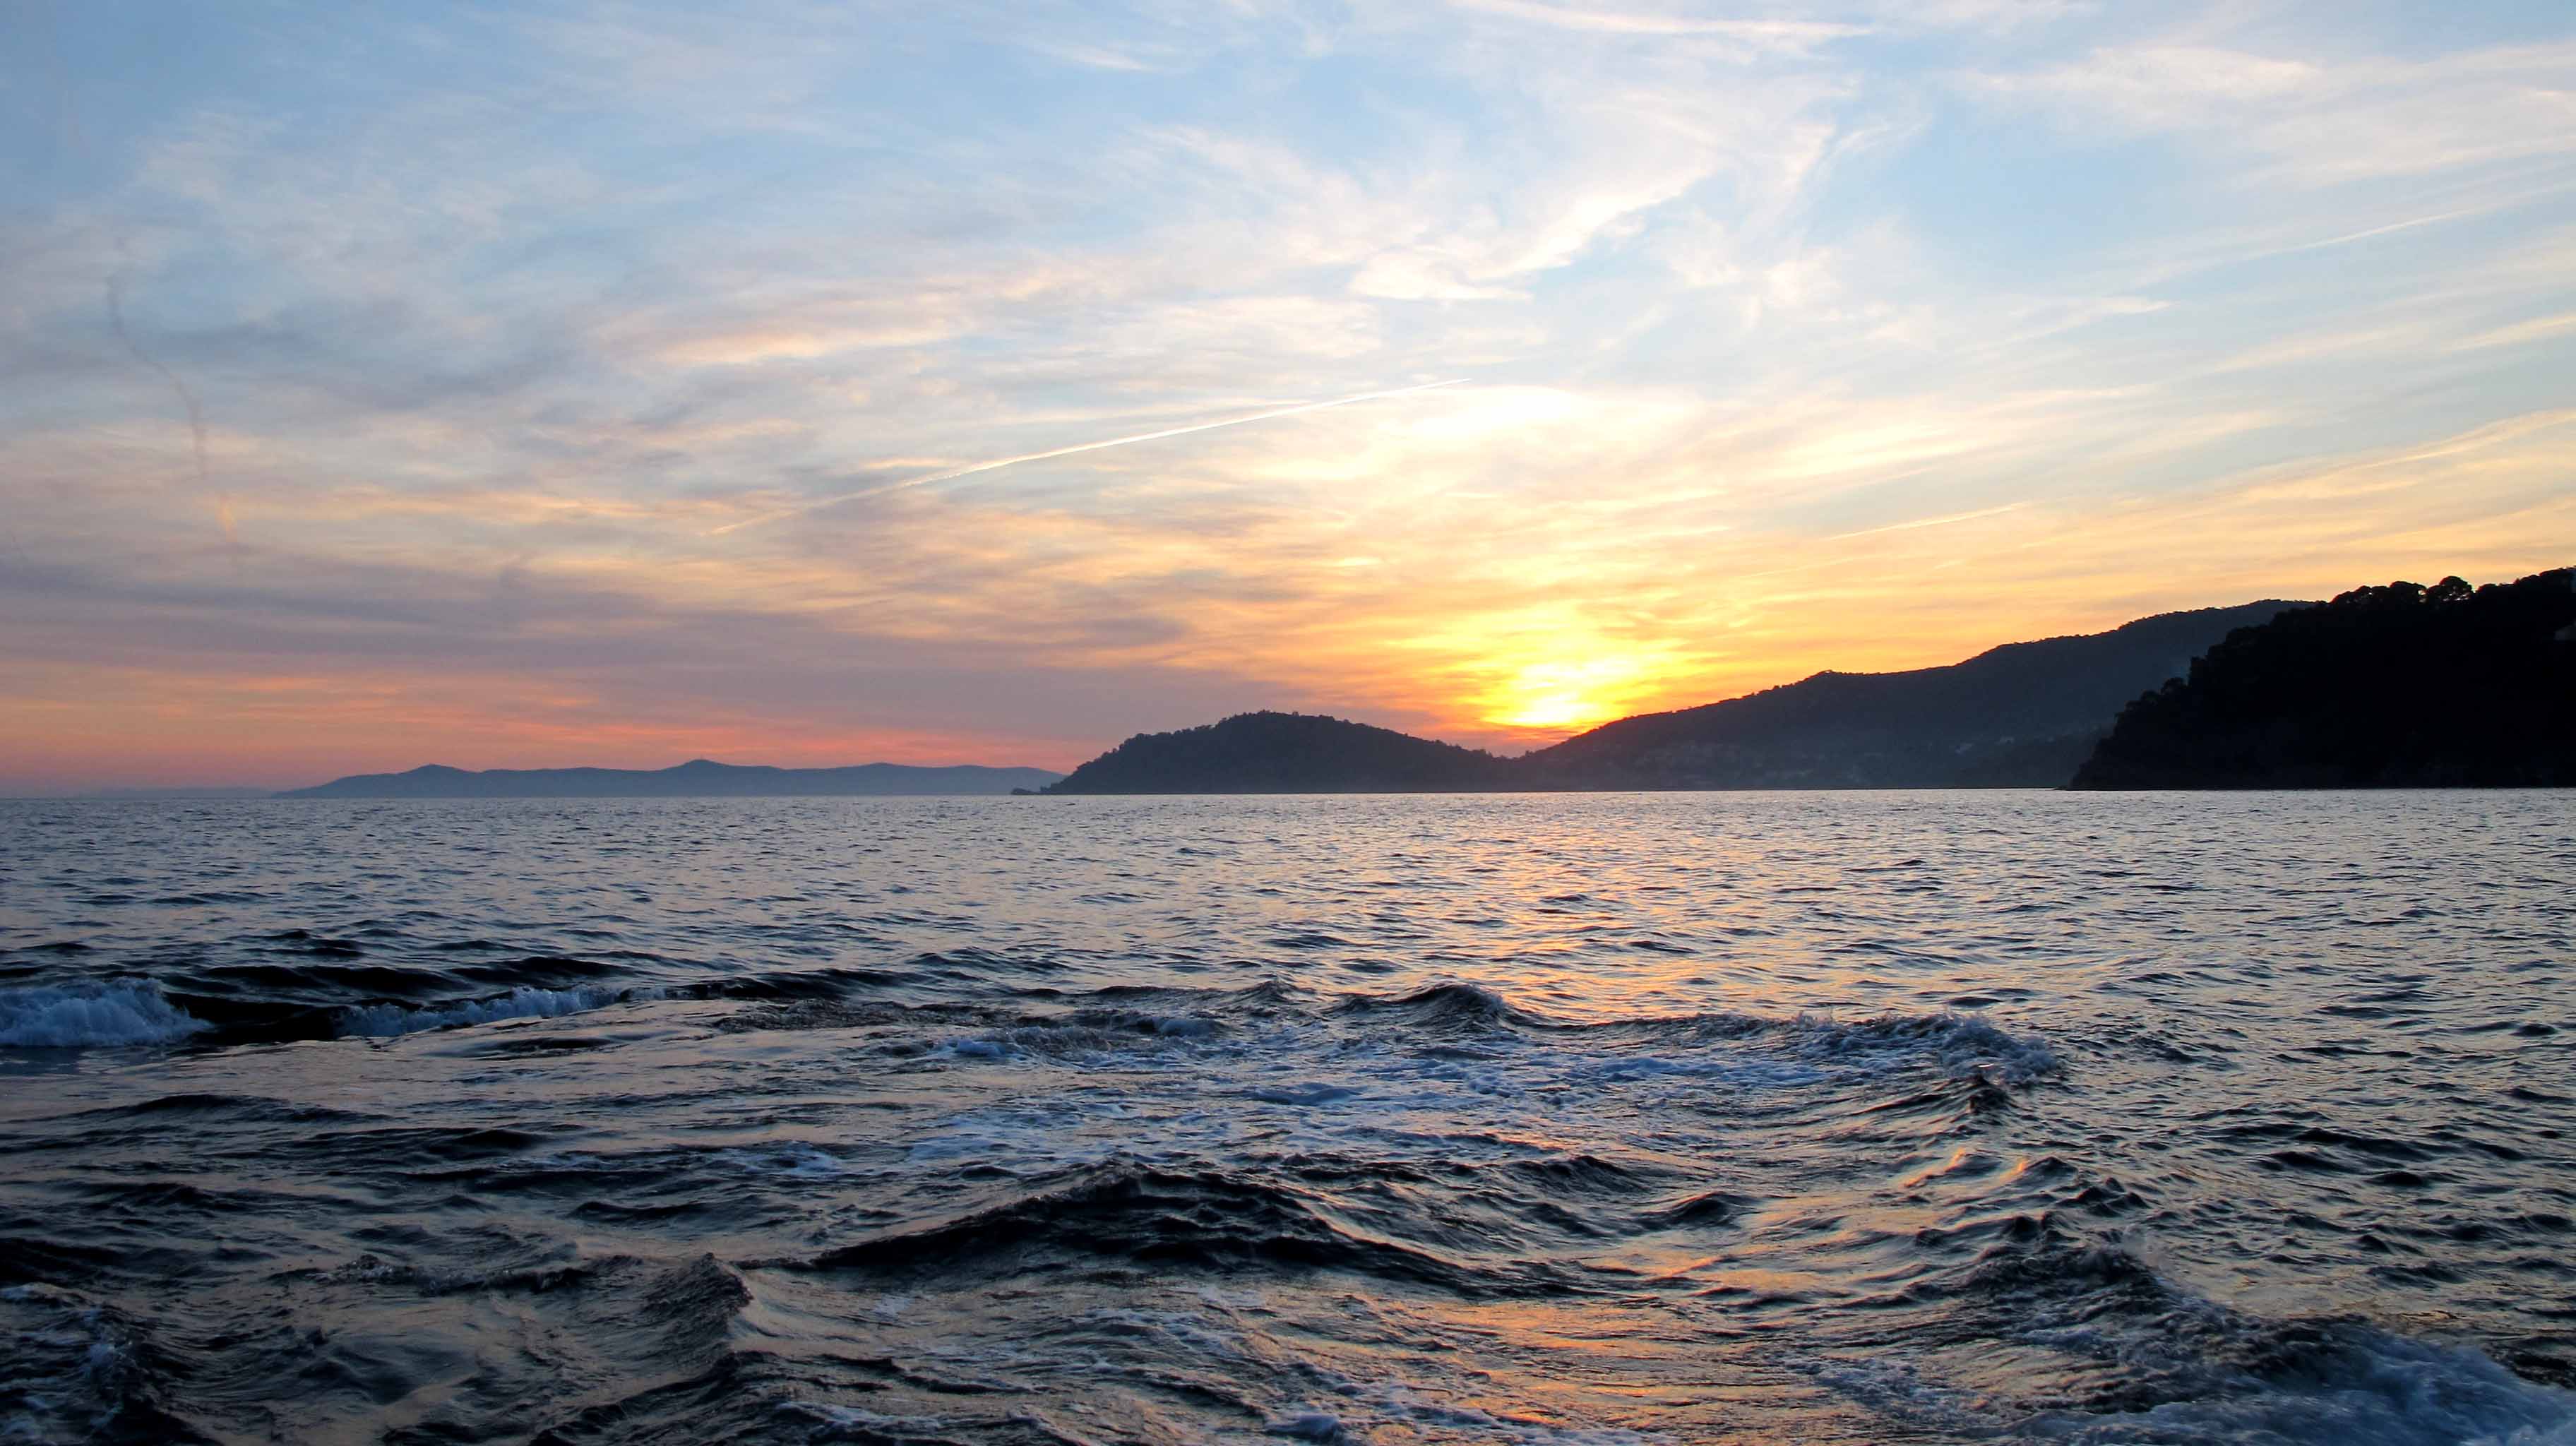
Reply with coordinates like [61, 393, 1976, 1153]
[2071, 569, 2576, 789]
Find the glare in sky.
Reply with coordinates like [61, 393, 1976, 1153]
[3, 1, 2572, 787]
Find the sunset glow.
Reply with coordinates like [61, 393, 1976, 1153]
[4, 3, 2573, 790]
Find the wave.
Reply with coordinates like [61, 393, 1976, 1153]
[2034, 1325, 2576, 1446]
[1912, 1239, 2576, 1444]
[773, 1161, 1493, 1294]
[0, 981, 210, 1048]
[1561, 1006, 2061, 1085]
[336, 984, 656, 1039]
[1330, 981, 1524, 1029]
[688, 964, 925, 1000]
[65, 951, 679, 1045]
[944, 1007, 1227, 1060]
[1775, 1010, 2061, 1084]
[0, 1284, 203, 1442]
[1327, 984, 2061, 1086]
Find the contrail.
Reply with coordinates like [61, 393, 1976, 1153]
[711, 378, 1467, 535]
[61, 0, 239, 566]
[1825, 501, 2023, 541]
[107, 275, 239, 556]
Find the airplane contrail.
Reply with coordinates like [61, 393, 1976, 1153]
[108, 273, 242, 562]
[710, 378, 1467, 535]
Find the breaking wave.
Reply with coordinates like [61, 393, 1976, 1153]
[336, 984, 658, 1039]
[0, 981, 208, 1048]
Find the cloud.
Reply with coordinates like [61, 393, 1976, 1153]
[1448, 0, 1866, 49]
[5, 0, 2574, 787]
[1966, 36, 2576, 185]
[711, 378, 1465, 533]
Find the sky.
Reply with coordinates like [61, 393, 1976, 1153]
[3, 1, 2573, 791]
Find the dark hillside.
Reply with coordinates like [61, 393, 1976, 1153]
[2070, 570, 2576, 789]
[1520, 602, 2303, 788]
[1042, 712, 1511, 794]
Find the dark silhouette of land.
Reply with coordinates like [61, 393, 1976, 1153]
[1043, 600, 2308, 794]
[74, 787, 275, 800]
[273, 570, 2574, 800]
[1520, 602, 2300, 788]
[2071, 569, 2575, 789]
[280, 759, 1062, 799]
[1043, 712, 1512, 794]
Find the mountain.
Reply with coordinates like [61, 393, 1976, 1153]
[1515, 601, 2306, 789]
[2071, 570, 2576, 789]
[1037, 602, 2312, 794]
[1040, 712, 1512, 794]
[278, 759, 1063, 799]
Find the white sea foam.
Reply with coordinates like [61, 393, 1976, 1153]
[1779, 1010, 2061, 1083]
[1806, 1320, 2576, 1446]
[1080, 1301, 1651, 1445]
[1277, 1371, 1655, 1445]
[902, 1099, 1138, 1169]
[779, 1400, 967, 1438]
[0, 1285, 137, 1442]
[715, 1144, 877, 1181]
[1246, 1082, 1359, 1106]
[336, 985, 649, 1039]
[0, 981, 209, 1048]
[2038, 1331, 2576, 1446]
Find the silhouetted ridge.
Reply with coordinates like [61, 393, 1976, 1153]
[2070, 569, 2576, 789]
[1041, 712, 1510, 794]
[1037, 606, 2315, 793]
[279, 760, 1061, 799]
[1517, 602, 2301, 788]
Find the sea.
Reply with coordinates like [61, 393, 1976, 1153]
[1, 791, 2570, 1445]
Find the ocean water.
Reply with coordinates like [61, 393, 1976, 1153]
[1, 791, 2571, 1446]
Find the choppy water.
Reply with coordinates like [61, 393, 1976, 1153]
[1, 791, 2571, 1445]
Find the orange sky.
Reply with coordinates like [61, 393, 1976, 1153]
[6, 4, 2574, 791]
[9, 400, 2572, 790]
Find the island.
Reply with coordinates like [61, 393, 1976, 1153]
[1042, 712, 1511, 794]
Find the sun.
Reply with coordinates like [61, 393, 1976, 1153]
[1494, 691, 1606, 731]
[1481, 656, 1652, 734]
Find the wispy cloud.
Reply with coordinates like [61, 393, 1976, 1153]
[1450, 0, 1866, 48]
[712, 379, 1467, 533]
[2, 0, 2571, 787]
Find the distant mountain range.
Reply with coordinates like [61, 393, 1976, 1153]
[1519, 601, 2303, 789]
[280, 759, 1063, 799]
[75, 787, 277, 800]
[1043, 599, 2308, 794]
[2073, 568, 2574, 788]
[205, 574, 2572, 801]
